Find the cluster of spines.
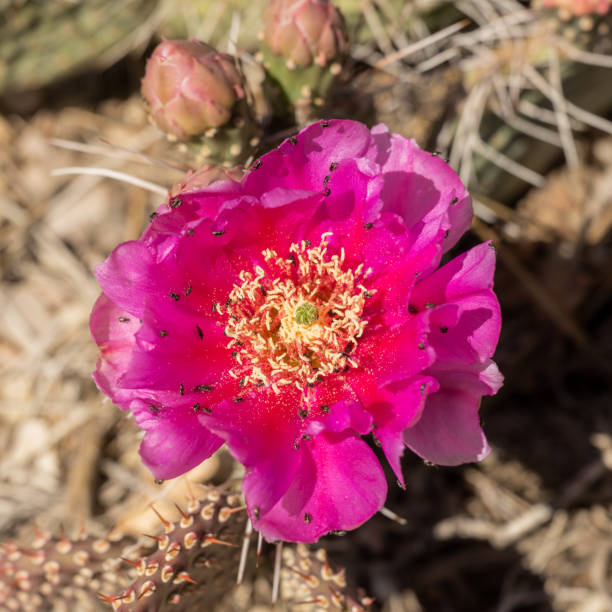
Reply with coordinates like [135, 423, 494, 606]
[0, 523, 135, 611]
[0, 485, 371, 611]
[282, 544, 372, 611]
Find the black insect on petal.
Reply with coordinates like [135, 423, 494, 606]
[289, 136, 298, 145]
[321, 120, 331, 128]
[169, 292, 180, 301]
[185, 285, 193, 296]
[329, 162, 338, 171]
[154, 479, 164, 485]
[298, 409, 308, 418]
[450, 196, 459, 205]
[195, 325, 204, 340]
[408, 305, 417, 314]
[179, 383, 184, 395]
[159, 330, 168, 337]
[149, 405, 159, 414]
[440, 326, 449, 333]
[233, 397, 244, 402]
[304, 513, 312, 523]
[253, 507, 260, 519]
[118, 316, 130, 322]
[323, 175, 330, 185]
[186, 229, 194, 236]
[364, 223, 373, 230]
[203, 407, 212, 414]
[212, 230, 225, 236]
[169, 197, 182, 209]
[149, 212, 158, 221]
[193, 384, 213, 392]
[323, 188, 331, 197]
[193, 403, 201, 412]
[253, 159, 262, 170]
[425, 302, 435, 309]
[321, 405, 330, 413]
[418, 342, 425, 350]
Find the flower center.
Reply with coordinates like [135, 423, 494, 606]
[294, 302, 318, 326]
[219, 233, 374, 393]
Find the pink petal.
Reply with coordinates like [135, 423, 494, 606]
[121, 299, 233, 394]
[252, 431, 387, 542]
[369, 124, 472, 255]
[90, 293, 140, 401]
[202, 387, 304, 514]
[358, 314, 435, 387]
[132, 399, 223, 480]
[369, 375, 439, 486]
[94, 241, 163, 318]
[411, 242, 501, 362]
[244, 120, 373, 195]
[403, 361, 501, 465]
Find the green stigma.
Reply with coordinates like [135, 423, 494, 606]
[295, 302, 318, 326]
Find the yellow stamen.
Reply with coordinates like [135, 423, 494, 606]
[220, 234, 374, 393]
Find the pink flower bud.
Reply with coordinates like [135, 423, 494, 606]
[262, 0, 348, 68]
[142, 40, 245, 140]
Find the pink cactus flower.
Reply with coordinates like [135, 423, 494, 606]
[90, 120, 502, 543]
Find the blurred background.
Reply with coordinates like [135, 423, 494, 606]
[0, 0, 611, 610]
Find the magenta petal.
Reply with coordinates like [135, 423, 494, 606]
[245, 120, 373, 195]
[309, 400, 373, 436]
[202, 388, 303, 514]
[411, 242, 496, 304]
[121, 300, 232, 392]
[371, 375, 439, 486]
[133, 401, 223, 480]
[360, 314, 435, 386]
[253, 431, 387, 542]
[403, 361, 500, 465]
[90, 293, 140, 400]
[411, 242, 501, 362]
[369, 124, 472, 254]
[95, 241, 169, 318]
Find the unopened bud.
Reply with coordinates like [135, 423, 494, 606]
[142, 39, 245, 140]
[262, 0, 348, 68]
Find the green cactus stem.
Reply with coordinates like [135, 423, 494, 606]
[0, 485, 372, 611]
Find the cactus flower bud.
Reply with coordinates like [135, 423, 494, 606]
[142, 39, 245, 140]
[262, 0, 348, 68]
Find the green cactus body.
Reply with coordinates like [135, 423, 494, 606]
[0, 0, 160, 94]
[0, 486, 371, 611]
